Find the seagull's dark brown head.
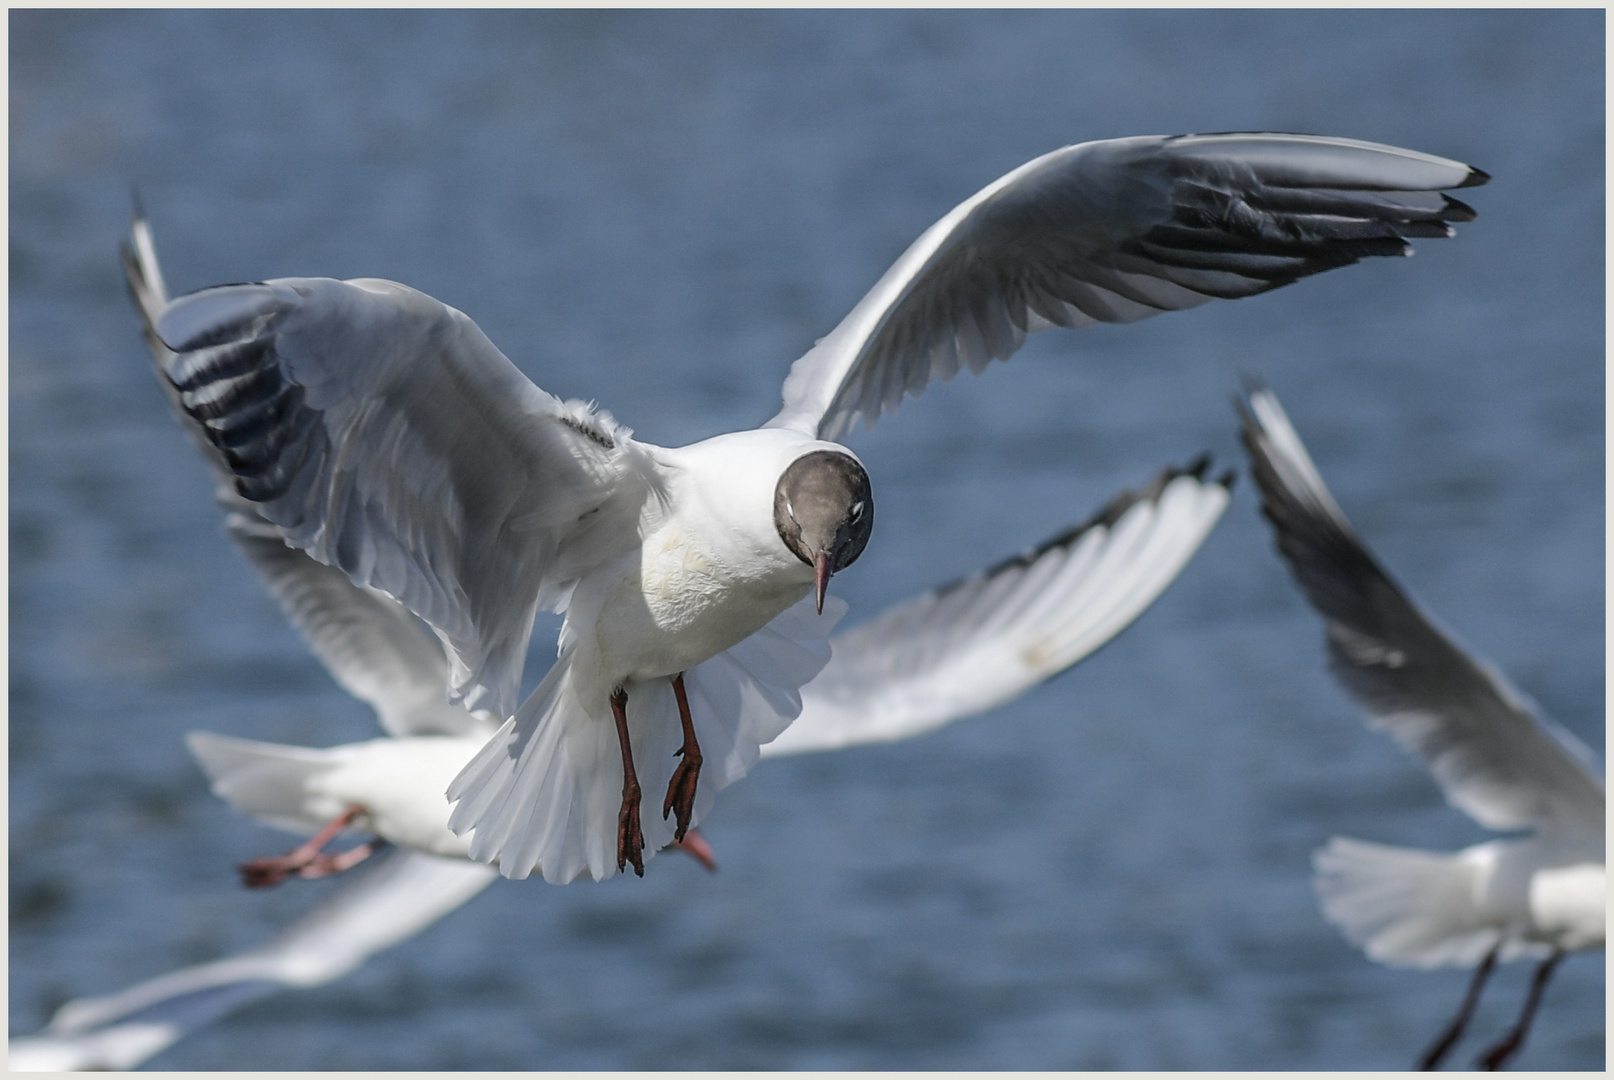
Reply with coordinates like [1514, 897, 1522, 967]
[774, 449, 873, 614]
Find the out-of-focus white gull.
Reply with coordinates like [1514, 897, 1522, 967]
[141, 133, 1485, 882]
[1237, 386, 1603, 1071]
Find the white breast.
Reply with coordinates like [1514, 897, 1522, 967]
[578, 427, 843, 684]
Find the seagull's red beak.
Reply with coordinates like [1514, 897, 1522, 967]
[814, 550, 833, 615]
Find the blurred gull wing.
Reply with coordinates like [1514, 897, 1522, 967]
[767, 133, 1487, 441]
[1236, 385, 1603, 837]
[766, 459, 1231, 756]
[151, 273, 662, 718]
[7, 851, 497, 1072]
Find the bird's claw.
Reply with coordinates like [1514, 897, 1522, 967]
[236, 805, 378, 888]
[662, 745, 702, 841]
[238, 854, 302, 889]
[617, 783, 645, 876]
[238, 838, 386, 889]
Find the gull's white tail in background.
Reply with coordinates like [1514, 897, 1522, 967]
[188, 731, 490, 866]
[1313, 837, 1500, 969]
[187, 732, 356, 838]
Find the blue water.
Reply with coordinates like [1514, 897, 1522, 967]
[9, 9, 1603, 1070]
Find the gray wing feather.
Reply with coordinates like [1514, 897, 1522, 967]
[150, 274, 657, 717]
[126, 216, 503, 736]
[769, 133, 1486, 440]
[7, 851, 496, 1071]
[766, 459, 1230, 756]
[220, 498, 491, 738]
[1238, 386, 1604, 838]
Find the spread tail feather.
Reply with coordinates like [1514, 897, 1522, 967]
[1313, 836, 1500, 969]
[185, 731, 356, 838]
[447, 595, 844, 882]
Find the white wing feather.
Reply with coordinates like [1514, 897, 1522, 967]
[767, 461, 1230, 755]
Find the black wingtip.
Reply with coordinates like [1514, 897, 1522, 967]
[1440, 195, 1478, 223]
[1217, 468, 1237, 491]
[936, 452, 1224, 597]
[1458, 166, 1491, 189]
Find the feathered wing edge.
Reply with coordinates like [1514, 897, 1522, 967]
[769, 133, 1484, 441]
[447, 594, 847, 882]
[767, 457, 1231, 756]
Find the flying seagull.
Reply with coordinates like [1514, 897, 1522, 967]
[134, 131, 1486, 882]
[1237, 386, 1604, 1071]
[11, 410, 1229, 1074]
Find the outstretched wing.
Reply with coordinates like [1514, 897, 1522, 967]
[143, 247, 661, 717]
[6, 851, 497, 1072]
[1238, 385, 1603, 838]
[127, 215, 507, 737]
[766, 458, 1231, 756]
[767, 133, 1486, 441]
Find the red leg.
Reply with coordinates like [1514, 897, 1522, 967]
[298, 838, 392, 880]
[1418, 941, 1500, 1069]
[662, 672, 703, 841]
[612, 686, 645, 876]
[239, 805, 366, 888]
[1476, 950, 1564, 1071]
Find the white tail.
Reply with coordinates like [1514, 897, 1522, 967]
[447, 594, 844, 883]
[1313, 836, 1500, 969]
[186, 731, 352, 837]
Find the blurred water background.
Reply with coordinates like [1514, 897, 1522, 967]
[9, 9, 1604, 1070]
